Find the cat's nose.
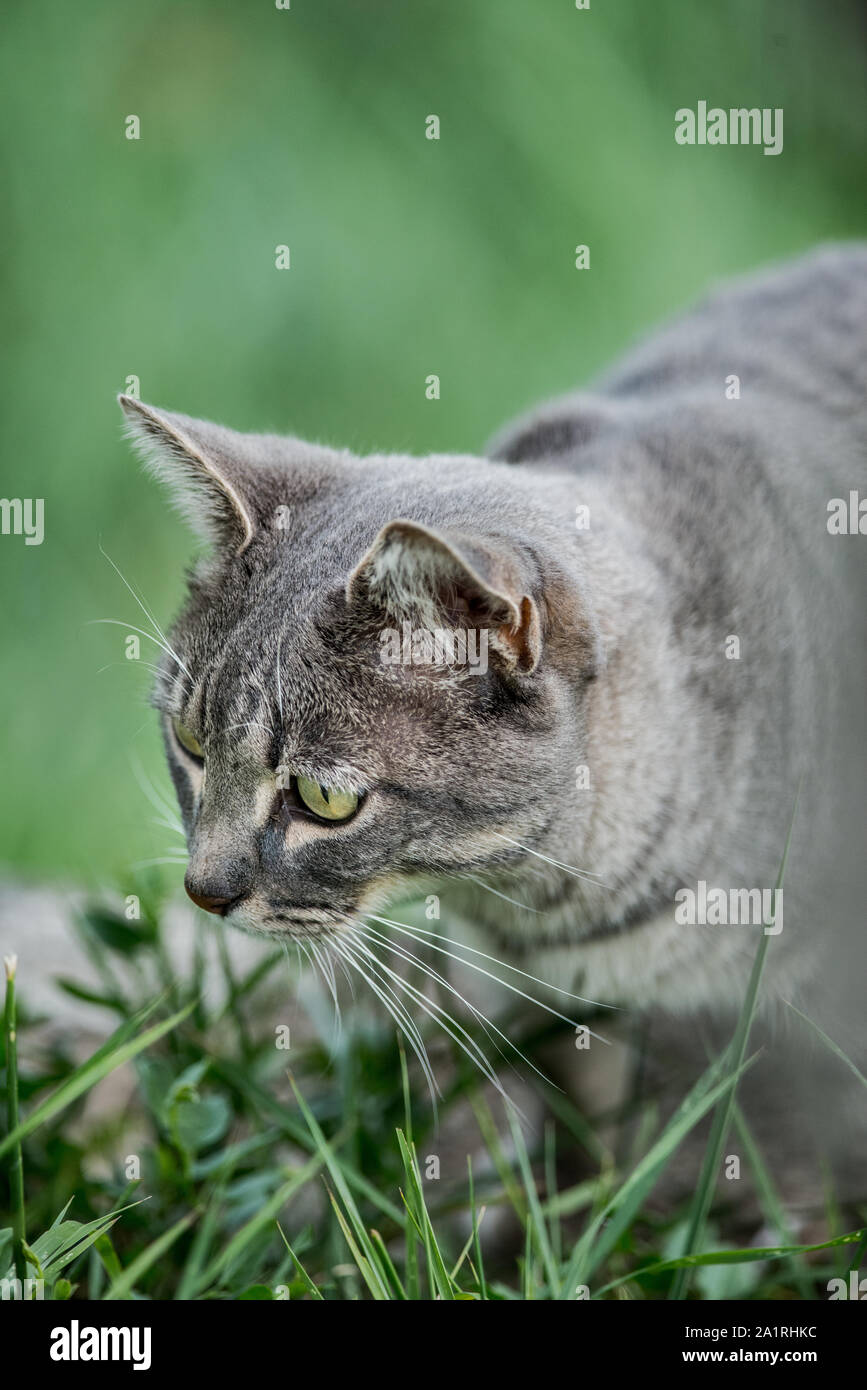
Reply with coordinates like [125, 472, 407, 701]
[184, 860, 253, 916]
[185, 887, 240, 915]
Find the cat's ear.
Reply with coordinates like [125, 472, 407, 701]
[118, 396, 256, 553]
[346, 519, 543, 674]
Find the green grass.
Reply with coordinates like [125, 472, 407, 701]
[2, 875, 864, 1300]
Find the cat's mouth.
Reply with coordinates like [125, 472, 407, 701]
[216, 876, 403, 942]
[227, 902, 345, 940]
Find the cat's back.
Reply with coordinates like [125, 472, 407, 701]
[490, 244, 867, 480]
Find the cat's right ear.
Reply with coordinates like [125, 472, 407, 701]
[118, 396, 256, 554]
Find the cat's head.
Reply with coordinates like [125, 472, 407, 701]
[120, 397, 602, 940]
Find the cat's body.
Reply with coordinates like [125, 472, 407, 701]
[485, 244, 867, 1021]
[121, 244, 867, 1208]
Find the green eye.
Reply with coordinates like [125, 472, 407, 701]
[296, 776, 359, 822]
[172, 717, 204, 760]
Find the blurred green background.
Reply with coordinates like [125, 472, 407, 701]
[1, 0, 864, 886]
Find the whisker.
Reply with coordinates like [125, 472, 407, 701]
[341, 929, 515, 1107]
[307, 938, 341, 1024]
[331, 949, 356, 997]
[276, 630, 285, 727]
[95, 658, 182, 684]
[330, 935, 440, 1107]
[130, 757, 185, 837]
[366, 912, 617, 1016]
[88, 619, 191, 676]
[132, 856, 189, 870]
[333, 935, 433, 1068]
[216, 720, 276, 739]
[353, 920, 556, 1092]
[97, 543, 193, 685]
[297, 938, 327, 1006]
[150, 818, 186, 839]
[459, 872, 543, 914]
[492, 832, 609, 887]
[296, 938, 314, 975]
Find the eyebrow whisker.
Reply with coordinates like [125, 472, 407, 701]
[88, 619, 192, 677]
[97, 542, 191, 676]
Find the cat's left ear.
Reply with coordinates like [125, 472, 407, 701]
[118, 396, 257, 553]
[346, 519, 543, 674]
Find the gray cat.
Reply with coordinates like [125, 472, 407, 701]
[120, 244, 867, 1212]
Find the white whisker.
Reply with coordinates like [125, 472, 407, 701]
[460, 873, 542, 914]
[307, 938, 341, 1024]
[131, 758, 185, 837]
[276, 630, 285, 726]
[97, 543, 191, 676]
[353, 920, 556, 1091]
[330, 935, 440, 1106]
[88, 619, 191, 676]
[131, 856, 189, 870]
[218, 720, 275, 738]
[341, 929, 517, 1108]
[367, 913, 617, 1016]
[492, 832, 609, 887]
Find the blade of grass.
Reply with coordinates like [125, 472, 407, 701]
[289, 1075, 390, 1298]
[104, 1209, 199, 1300]
[3, 1201, 148, 1284]
[506, 1105, 560, 1295]
[0, 998, 195, 1160]
[732, 1101, 812, 1298]
[327, 1190, 388, 1300]
[468, 1157, 487, 1300]
[669, 793, 798, 1299]
[214, 1058, 403, 1225]
[370, 1229, 407, 1299]
[3, 956, 26, 1283]
[541, 1177, 597, 1221]
[94, 1232, 124, 1289]
[277, 1223, 324, 1300]
[593, 1226, 867, 1298]
[470, 1092, 524, 1215]
[196, 1155, 323, 1293]
[176, 1146, 243, 1300]
[521, 1221, 533, 1299]
[562, 1049, 759, 1295]
[785, 1002, 867, 1091]
[544, 1120, 562, 1267]
[395, 1129, 454, 1300]
[398, 1036, 419, 1299]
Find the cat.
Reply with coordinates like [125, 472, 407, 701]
[120, 244, 867, 1211]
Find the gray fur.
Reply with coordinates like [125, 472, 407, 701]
[120, 245, 867, 1204]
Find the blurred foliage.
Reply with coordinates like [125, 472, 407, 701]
[0, 0, 865, 881]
